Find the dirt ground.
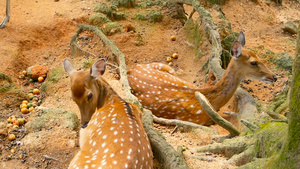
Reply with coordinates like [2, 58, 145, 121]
[0, 0, 299, 168]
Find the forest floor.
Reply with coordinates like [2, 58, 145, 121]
[0, 0, 299, 168]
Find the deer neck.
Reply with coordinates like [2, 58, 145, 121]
[96, 78, 122, 109]
[204, 59, 244, 111]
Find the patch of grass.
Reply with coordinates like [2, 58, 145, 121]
[48, 66, 63, 83]
[184, 19, 203, 57]
[81, 59, 93, 69]
[41, 66, 64, 93]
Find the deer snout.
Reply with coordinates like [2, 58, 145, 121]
[81, 123, 88, 129]
[273, 75, 277, 82]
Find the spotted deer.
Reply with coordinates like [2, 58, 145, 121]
[128, 32, 277, 125]
[63, 59, 153, 169]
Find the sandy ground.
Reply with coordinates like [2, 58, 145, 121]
[0, 0, 299, 168]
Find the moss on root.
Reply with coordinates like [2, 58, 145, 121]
[195, 122, 288, 167]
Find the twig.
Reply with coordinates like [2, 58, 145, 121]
[195, 92, 240, 136]
[240, 119, 260, 132]
[189, 8, 196, 19]
[223, 112, 237, 116]
[43, 155, 61, 162]
[170, 126, 179, 135]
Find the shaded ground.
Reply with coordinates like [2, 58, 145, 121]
[0, 0, 299, 168]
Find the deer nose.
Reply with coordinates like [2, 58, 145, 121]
[273, 75, 277, 82]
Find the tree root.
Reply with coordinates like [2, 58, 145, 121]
[143, 109, 190, 169]
[193, 122, 288, 166]
[0, 0, 10, 29]
[153, 114, 215, 134]
[195, 92, 240, 136]
[240, 119, 260, 132]
[71, 24, 190, 168]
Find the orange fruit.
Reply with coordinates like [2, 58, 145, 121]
[32, 89, 40, 95]
[22, 70, 27, 76]
[20, 104, 27, 109]
[166, 57, 172, 62]
[172, 53, 179, 59]
[21, 108, 29, 114]
[38, 77, 44, 82]
[170, 36, 176, 41]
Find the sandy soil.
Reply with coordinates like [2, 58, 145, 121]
[0, 0, 299, 168]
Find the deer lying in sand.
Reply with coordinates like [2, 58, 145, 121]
[128, 32, 277, 125]
[63, 59, 153, 169]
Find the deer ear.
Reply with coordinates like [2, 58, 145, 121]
[63, 59, 76, 76]
[237, 31, 245, 47]
[90, 59, 106, 78]
[230, 41, 242, 58]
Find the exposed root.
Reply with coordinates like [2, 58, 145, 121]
[240, 119, 260, 132]
[193, 122, 288, 166]
[143, 109, 190, 169]
[195, 92, 240, 136]
[0, 0, 10, 29]
[153, 114, 215, 134]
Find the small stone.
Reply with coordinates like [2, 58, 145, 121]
[282, 21, 298, 34]
[27, 65, 48, 80]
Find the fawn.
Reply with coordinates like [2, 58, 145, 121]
[128, 32, 277, 125]
[63, 59, 153, 169]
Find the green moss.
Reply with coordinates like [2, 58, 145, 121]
[94, 3, 110, 14]
[255, 122, 288, 158]
[0, 72, 12, 83]
[184, 19, 203, 59]
[133, 13, 147, 21]
[25, 108, 80, 132]
[270, 52, 293, 73]
[48, 66, 63, 83]
[221, 32, 239, 51]
[89, 13, 112, 27]
[149, 10, 163, 23]
[136, 0, 164, 8]
[81, 59, 94, 69]
[41, 66, 64, 93]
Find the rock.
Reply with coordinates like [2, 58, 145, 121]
[26, 65, 48, 81]
[133, 13, 147, 21]
[0, 122, 7, 139]
[124, 23, 135, 32]
[111, 0, 136, 8]
[25, 108, 80, 133]
[103, 22, 121, 36]
[282, 21, 298, 34]
[89, 13, 111, 27]
[111, 12, 126, 20]
[94, 3, 109, 14]
[149, 11, 163, 23]
[272, 52, 293, 73]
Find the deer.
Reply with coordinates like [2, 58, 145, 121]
[0, 0, 10, 29]
[127, 32, 277, 126]
[63, 59, 153, 169]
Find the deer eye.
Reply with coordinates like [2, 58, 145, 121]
[87, 93, 93, 101]
[250, 61, 258, 66]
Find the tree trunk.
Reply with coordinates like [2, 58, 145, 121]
[270, 23, 300, 168]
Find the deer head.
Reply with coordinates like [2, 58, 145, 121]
[63, 59, 107, 128]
